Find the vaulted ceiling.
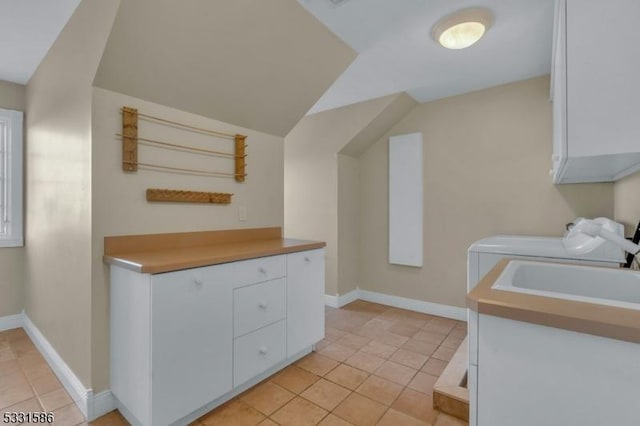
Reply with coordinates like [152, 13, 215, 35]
[93, 0, 355, 136]
[300, 0, 555, 114]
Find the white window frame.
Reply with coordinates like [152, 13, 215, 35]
[0, 108, 23, 247]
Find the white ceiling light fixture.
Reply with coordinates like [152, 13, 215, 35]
[432, 7, 494, 50]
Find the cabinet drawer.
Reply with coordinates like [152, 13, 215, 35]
[234, 278, 286, 337]
[233, 320, 286, 387]
[233, 255, 286, 287]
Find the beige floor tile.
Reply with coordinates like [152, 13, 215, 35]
[374, 332, 408, 348]
[431, 346, 456, 362]
[334, 334, 370, 351]
[10, 338, 38, 357]
[315, 339, 332, 351]
[324, 364, 369, 390]
[89, 410, 129, 425]
[389, 348, 428, 370]
[343, 351, 385, 374]
[295, 353, 339, 377]
[241, 382, 295, 416]
[422, 321, 455, 336]
[374, 361, 417, 386]
[318, 343, 357, 363]
[325, 327, 348, 342]
[300, 379, 351, 411]
[29, 370, 63, 395]
[408, 372, 438, 394]
[421, 358, 448, 377]
[200, 400, 265, 426]
[17, 352, 47, 370]
[377, 408, 430, 426]
[270, 365, 319, 394]
[413, 330, 447, 346]
[257, 419, 278, 426]
[448, 327, 467, 339]
[0, 373, 35, 409]
[441, 335, 464, 350]
[52, 403, 86, 426]
[401, 339, 439, 356]
[359, 341, 397, 359]
[434, 412, 469, 426]
[391, 388, 438, 424]
[4, 328, 27, 341]
[362, 318, 393, 331]
[332, 393, 386, 426]
[39, 388, 73, 412]
[23, 361, 55, 381]
[354, 375, 402, 406]
[3, 397, 43, 415]
[0, 348, 16, 363]
[317, 413, 354, 426]
[342, 301, 388, 315]
[270, 397, 328, 426]
[0, 359, 21, 378]
[387, 322, 420, 338]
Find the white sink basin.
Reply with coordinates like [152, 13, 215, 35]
[492, 260, 640, 310]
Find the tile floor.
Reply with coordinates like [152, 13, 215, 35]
[0, 300, 468, 425]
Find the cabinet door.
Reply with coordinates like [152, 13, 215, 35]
[551, 0, 567, 183]
[567, 0, 640, 158]
[151, 264, 233, 425]
[287, 249, 325, 357]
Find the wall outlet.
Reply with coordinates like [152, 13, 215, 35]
[238, 205, 247, 222]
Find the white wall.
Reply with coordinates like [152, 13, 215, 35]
[90, 87, 284, 392]
[0, 80, 25, 317]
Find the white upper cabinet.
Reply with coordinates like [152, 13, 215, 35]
[552, 0, 640, 183]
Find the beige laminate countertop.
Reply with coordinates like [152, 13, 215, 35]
[103, 227, 325, 274]
[467, 259, 640, 344]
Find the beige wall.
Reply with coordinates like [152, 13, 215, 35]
[25, 0, 120, 388]
[285, 94, 413, 296]
[337, 154, 360, 295]
[94, 0, 355, 137]
[358, 76, 614, 308]
[0, 80, 26, 317]
[90, 87, 284, 392]
[614, 171, 640, 236]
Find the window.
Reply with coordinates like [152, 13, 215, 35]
[0, 108, 23, 247]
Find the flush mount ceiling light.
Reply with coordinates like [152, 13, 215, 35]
[432, 7, 493, 50]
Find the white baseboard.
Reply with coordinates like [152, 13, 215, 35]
[91, 390, 116, 420]
[325, 289, 466, 321]
[0, 313, 23, 332]
[324, 289, 359, 308]
[358, 290, 467, 321]
[0, 312, 115, 421]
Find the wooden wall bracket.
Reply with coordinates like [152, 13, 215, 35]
[235, 135, 246, 182]
[122, 107, 138, 171]
[146, 188, 233, 204]
[120, 105, 247, 181]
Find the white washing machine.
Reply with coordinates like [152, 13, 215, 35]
[467, 217, 626, 292]
[466, 217, 626, 426]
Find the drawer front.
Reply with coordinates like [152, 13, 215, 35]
[233, 320, 286, 387]
[233, 255, 286, 287]
[234, 278, 286, 337]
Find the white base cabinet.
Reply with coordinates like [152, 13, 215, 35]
[110, 248, 325, 426]
[468, 313, 640, 426]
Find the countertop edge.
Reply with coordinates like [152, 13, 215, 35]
[467, 258, 640, 344]
[103, 240, 326, 274]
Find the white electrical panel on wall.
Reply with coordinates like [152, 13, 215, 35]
[388, 132, 423, 267]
